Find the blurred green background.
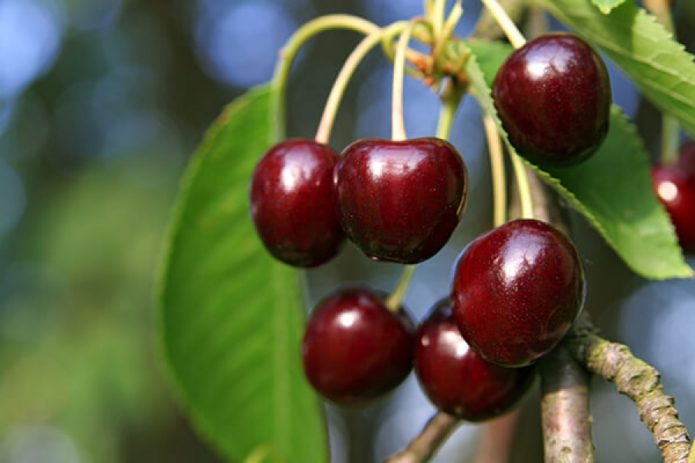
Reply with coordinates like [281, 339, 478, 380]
[1, 0, 695, 462]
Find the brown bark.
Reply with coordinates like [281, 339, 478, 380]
[384, 413, 459, 463]
[540, 346, 595, 463]
[566, 316, 691, 463]
[472, 411, 521, 463]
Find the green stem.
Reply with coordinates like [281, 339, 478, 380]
[440, 1, 464, 47]
[271, 15, 380, 139]
[643, 0, 681, 166]
[483, 116, 507, 227]
[661, 113, 681, 165]
[479, 0, 527, 48]
[386, 87, 463, 312]
[435, 89, 462, 140]
[386, 265, 417, 312]
[392, 23, 415, 141]
[315, 22, 408, 144]
[431, 0, 447, 39]
[511, 153, 534, 219]
[478, 0, 533, 220]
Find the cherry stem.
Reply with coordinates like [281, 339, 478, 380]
[381, 24, 430, 80]
[315, 22, 407, 145]
[479, 0, 527, 49]
[386, 82, 462, 315]
[385, 412, 459, 463]
[510, 152, 535, 220]
[483, 116, 507, 227]
[661, 113, 681, 165]
[435, 86, 462, 140]
[392, 23, 416, 142]
[431, 0, 447, 39]
[271, 15, 380, 139]
[642, 0, 681, 165]
[479, 0, 534, 220]
[436, 0, 464, 57]
[385, 265, 416, 313]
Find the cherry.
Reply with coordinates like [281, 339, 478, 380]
[250, 139, 344, 267]
[335, 137, 468, 264]
[302, 287, 415, 405]
[415, 299, 534, 421]
[652, 162, 695, 253]
[452, 219, 585, 367]
[492, 33, 611, 165]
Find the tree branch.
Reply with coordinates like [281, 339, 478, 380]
[540, 346, 595, 463]
[566, 315, 692, 463]
[385, 412, 459, 463]
[512, 167, 595, 462]
[472, 411, 521, 463]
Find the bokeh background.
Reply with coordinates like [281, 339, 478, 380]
[0, 0, 694, 462]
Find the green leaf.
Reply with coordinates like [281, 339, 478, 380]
[463, 41, 693, 279]
[534, 0, 695, 138]
[159, 85, 328, 462]
[465, 39, 513, 87]
[591, 0, 626, 14]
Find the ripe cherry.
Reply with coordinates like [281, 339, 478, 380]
[652, 156, 695, 254]
[492, 33, 611, 165]
[250, 139, 344, 267]
[415, 299, 535, 421]
[452, 219, 585, 367]
[302, 288, 415, 405]
[335, 137, 468, 264]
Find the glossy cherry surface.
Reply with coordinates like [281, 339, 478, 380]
[452, 219, 585, 367]
[250, 139, 344, 267]
[302, 288, 415, 405]
[652, 164, 695, 253]
[335, 137, 468, 264]
[493, 33, 611, 165]
[415, 299, 534, 421]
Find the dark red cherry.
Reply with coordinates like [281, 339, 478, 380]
[651, 164, 695, 253]
[250, 139, 344, 267]
[492, 33, 611, 165]
[302, 288, 415, 405]
[452, 219, 585, 367]
[335, 137, 468, 264]
[415, 299, 534, 421]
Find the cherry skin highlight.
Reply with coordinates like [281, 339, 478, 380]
[335, 137, 468, 264]
[493, 33, 611, 165]
[652, 163, 695, 253]
[415, 299, 535, 421]
[302, 288, 415, 405]
[250, 139, 344, 267]
[452, 219, 585, 367]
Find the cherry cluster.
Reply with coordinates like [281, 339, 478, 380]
[300, 218, 584, 420]
[251, 137, 468, 268]
[249, 34, 614, 422]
